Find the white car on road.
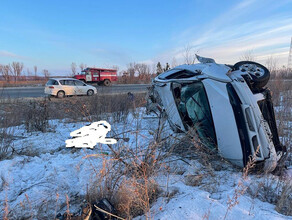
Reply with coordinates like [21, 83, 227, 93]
[44, 78, 97, 98]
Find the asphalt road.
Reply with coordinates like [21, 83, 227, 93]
[0, 84, 150, 99]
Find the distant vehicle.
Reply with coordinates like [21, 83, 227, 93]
[147, 55, 286, 172]
[73, 67, 117, 86]
[44, 78, 97, 98]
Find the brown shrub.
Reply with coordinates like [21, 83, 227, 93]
[275, 182, 292, 216]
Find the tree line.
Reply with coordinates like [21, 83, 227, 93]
[2, 50, 290, 84]
[0, 62, 51, 83]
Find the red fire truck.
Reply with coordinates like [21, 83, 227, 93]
[73, 67, 117, 86]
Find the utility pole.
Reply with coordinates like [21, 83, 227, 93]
[288, 37, 292, 70]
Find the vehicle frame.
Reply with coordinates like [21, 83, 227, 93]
[147, 56, 285, 172]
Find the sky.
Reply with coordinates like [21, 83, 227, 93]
[0, 0, 292, 75]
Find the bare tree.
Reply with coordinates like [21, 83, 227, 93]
[1, 64, 12, 83]
[27, 68, 31, 76]
[79, 63, 87, 72]
[265, 56, 278, 77]
[0, 64, 3, 82]
[127, 62, 136, 78]
[11, 62, 24, 82]
[71, 62, 77, 76]
[43, 69, 50, 79]
[133, 63, 152, 83]
[112, 65, 119, 72]
[26, 68, 31, 81]
[183, 45, 196, 64]
[240, 50, 255, 61]
[171, 57, 178, 68]
[151, 63, 156, 75]
[34, 66, 38, 80]
[156, 62, 163, 75]
[135, 63, 150, 75]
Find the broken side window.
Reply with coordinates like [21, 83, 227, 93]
[165, 70, 197, 79]
[175, 82, 217, 149]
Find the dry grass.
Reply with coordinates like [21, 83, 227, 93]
[0, 93, 146, 127]
[0, 100, 18, 160]
[171, 130, 227, 170]
[84, 151, 161, 219]
[0, 127, 15, 160]
[223, 147, 260, 220]
[24, 98, 49, 133]
[84, 139, 164, 219]
[247, 175, 292, 216]
[268, 78, 292, 166]
[116, 176, 159, 219]
[275, 182, 292, 216]
[267, 78, 292, 106]
[3, 181, 9, 220]
[81, 113, 169, 219]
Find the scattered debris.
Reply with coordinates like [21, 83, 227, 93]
[55, 198, 122, 220]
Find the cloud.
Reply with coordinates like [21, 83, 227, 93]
[195, 18, 292, 65]
[0, 50, 25, 59]
[151, 1, 292, 67]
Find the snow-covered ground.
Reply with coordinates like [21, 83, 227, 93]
[140, 162, 292, 220]
[0, 109, 291, 219]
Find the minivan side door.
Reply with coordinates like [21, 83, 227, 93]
[74, 80, 87, 95]
[59, 80, 76, 95]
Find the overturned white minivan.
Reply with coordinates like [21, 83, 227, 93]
[147, 55, 286, 172]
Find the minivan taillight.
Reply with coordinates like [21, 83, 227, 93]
[49, 86, 54, 89]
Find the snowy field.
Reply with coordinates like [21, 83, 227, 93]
[0, 108, 291, 219]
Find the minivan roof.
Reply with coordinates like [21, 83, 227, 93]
[48, 78, 79, 81]
[157, 63, 232, 82]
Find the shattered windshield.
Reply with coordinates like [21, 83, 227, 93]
[174, 82, 217, 149]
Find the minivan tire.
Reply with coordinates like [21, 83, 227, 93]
[87, 89, 94, 96]
[234, 61, 270, 88]
[57, 91, 65, 98]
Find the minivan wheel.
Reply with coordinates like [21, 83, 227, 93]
[87, 89, 94, 96]
[103, 79, 111, 86]
[57, 91, 65, 98]
[234, 61, 270, 88]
